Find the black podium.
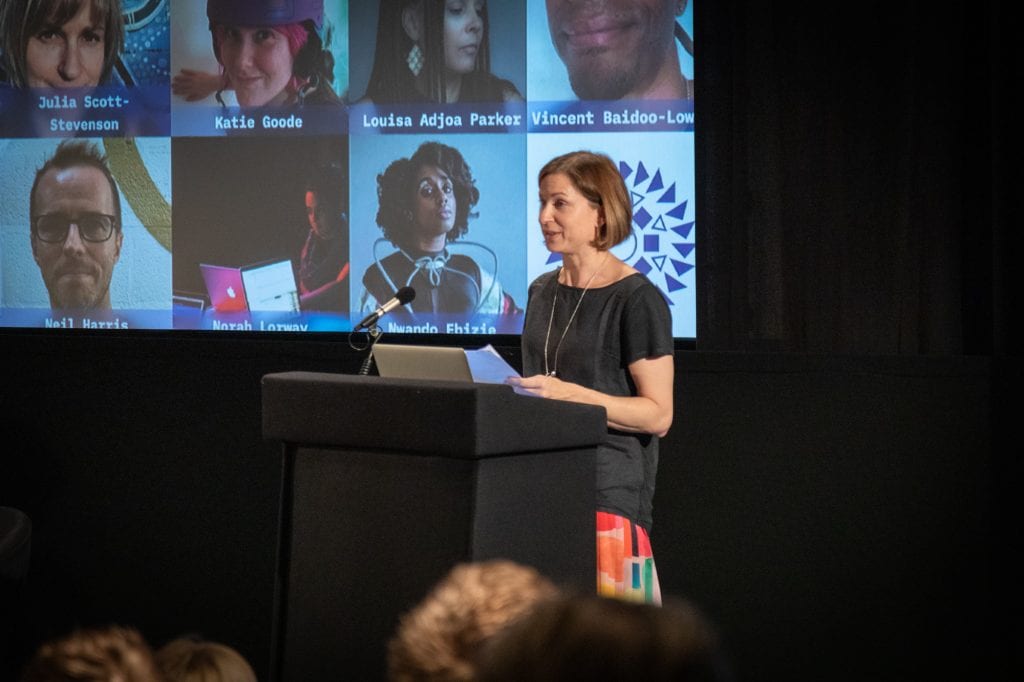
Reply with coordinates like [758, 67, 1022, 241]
[261, 372, 607, 681]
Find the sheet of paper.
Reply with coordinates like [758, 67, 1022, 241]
[464, 344, 521, 384]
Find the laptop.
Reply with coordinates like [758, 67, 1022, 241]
[200, 259, 300, 313]
[172, 293, 206, 327]
[372, 343, 521, 384]
[372, 344, 474, 382]
[240, 259, 300, 312]
[200, 263, 248, 312]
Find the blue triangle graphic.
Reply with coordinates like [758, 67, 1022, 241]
[668, 200, 688, 220]
[658, 183, 676, 204]
[665, 274, 687, 293]
[673, 243, 695, 258]
[634, 162, 649, 186]
[648, 170, 664, 193]
[671, 260, 694, 276]
[671, 221, 695, 239]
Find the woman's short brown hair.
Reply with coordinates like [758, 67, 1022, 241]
[538, 151, 632, 251]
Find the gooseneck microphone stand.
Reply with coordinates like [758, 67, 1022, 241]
[356, 324, 383, 376]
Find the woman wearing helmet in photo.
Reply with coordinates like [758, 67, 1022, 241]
[360, 141, 519, 322]
[173, 0, 340, 107]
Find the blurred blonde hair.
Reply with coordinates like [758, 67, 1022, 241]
[387, 560, 560, 682]
[20, 625, 163, 682]
[155, 637, 256, 682]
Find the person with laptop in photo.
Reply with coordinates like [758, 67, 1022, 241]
[298, 162, 349, 312]
[29, 139, 123, 312]
[506, 150, 674, 605]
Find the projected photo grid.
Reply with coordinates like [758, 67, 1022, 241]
[0, 0, 695, 338]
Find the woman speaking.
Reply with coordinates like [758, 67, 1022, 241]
[508, 151, 674, 605]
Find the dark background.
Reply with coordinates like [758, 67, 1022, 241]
[2, 1, 1019, 680]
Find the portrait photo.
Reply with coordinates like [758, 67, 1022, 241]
[526, 0, 694, 102]
[170, 0, 348, 108]
[0, 136, 171, 326]
[0, 0, 171, 137]
[349, 0, 525, 105]
[171, 134, 349, 325]
[349, 132, 527, 330]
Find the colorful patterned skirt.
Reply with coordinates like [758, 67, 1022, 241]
[596, 511, 662, 605]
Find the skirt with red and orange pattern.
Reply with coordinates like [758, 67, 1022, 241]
[596, 510, 662, 605]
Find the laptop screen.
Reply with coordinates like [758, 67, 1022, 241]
[372, 344, 474, 382]
[241, 260, 300, 312]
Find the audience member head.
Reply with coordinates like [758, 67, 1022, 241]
[387, 559, 560, 682]
[0, 0, 125, 88]
[154, 636, 256, 682]
[20, 625, 163, 682]
[476, 593, 729, 682]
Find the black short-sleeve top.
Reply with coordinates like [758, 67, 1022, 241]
[521, 269, 673, 529]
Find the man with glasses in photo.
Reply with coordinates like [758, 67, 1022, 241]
[29, 139, 122, 311]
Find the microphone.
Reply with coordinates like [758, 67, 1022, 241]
[356, 286, 416, 330]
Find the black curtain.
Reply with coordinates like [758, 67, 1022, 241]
[697, 1, 1016, 355]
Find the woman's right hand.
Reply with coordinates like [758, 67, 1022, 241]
[506, 374, 572, 401]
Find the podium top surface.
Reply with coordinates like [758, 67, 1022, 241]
[261, 371, 607, 457]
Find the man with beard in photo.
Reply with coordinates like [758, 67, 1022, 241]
[545, 0, 693, 100]
[29, 140, 123, 311]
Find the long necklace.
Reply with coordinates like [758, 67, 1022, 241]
[543, 253, 610, 377]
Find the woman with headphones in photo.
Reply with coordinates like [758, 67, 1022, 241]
[357, 0, 522, 105]
[360, 141, 520, 321]
[173, 0, 340, 107]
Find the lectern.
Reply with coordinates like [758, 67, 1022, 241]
[261, 372, 607, 682]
